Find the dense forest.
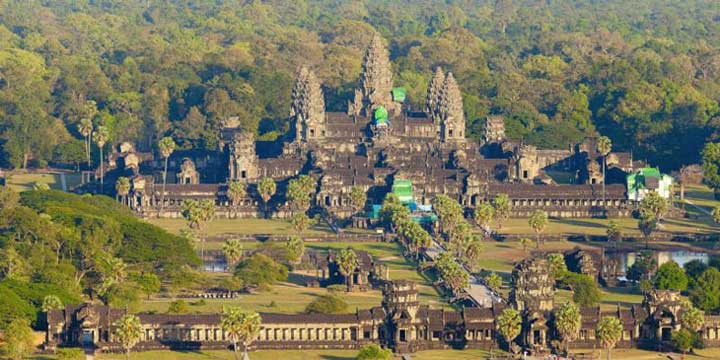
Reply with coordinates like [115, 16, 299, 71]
[0, 188, 199, 330]
[0, 0, 718, 171]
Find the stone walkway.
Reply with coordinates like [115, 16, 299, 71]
[426, 240, 503, 307]
[60, 172, 67, 191]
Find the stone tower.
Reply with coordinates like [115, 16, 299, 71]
[228, 132, 258, 182]
[425, 66, 445, 122]
[290, 67, 326, 142]
[349, 34, 400, 118]
[382, 280, 419, 320]
[509, 258, 555, 312]
[438, 72, 465, 143]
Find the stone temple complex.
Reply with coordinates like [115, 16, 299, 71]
[97, 34, 650, 222]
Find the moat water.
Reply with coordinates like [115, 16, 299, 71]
[613, 250, 709, 272]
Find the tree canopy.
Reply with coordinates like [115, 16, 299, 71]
[2, 1, 717, 171]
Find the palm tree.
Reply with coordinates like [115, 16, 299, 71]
[181, 199, 215, 259]
[220, 307, 262, 360]
[158, 136, 176, 211]
[597, 136, 612, 205]
[596, 316, 623, 360]
[349, 185, 367, 214]
[337, 248, 358, 291]
[554, 302, 581, 355]
[496, 308, 522, 353]
[78, 118, 94, 168]
[93, 125, 109, 192]
[528, 210, 548, 248]
[115, 177, 131, 205]
[493, 194, 512, 229]
[114, 314, 143, 360]
[257, 177, 276, 218]
[227, 181, 247, 212]
[222, 239, 244, 270]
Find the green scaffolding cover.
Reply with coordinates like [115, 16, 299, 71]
[392, 87, 406, 102]
[374, 106, 388, 125]
[392, 179, 413, 204]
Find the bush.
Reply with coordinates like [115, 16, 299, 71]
[167, 300, 189, 314]
[234, 253, 288, 289]
[305, 294, 349, 314]
[57, 348, 85, 360]
[563, 273, 601, 307]
[356, 344, 392, 360]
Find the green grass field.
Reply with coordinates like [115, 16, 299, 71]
[4, 172, 82, 192]
[148, 218, 334, 236]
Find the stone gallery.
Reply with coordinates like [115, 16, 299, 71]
[46, 260, 720, 354]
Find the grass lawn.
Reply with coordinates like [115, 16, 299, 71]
[4, 172, 81, 192]
[141, 242, 448, 315]
[138, 282, 383, 315]
[497, 215, 720, 236]
[148, 218, 333, 236]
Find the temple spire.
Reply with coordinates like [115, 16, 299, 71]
[425, 66, 445, 122]
[438, 72, 465, 142]
[290, 66, 325, 142]
[349, 34, 399, 117]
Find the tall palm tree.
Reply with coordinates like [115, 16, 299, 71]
[597, 136, 612, 205]
[337, 248, 358, 291]
[596, 316, 622, 360]
[93, 126, 109, 192]
[222, 239, 244, 270]
[157, 137, 176, 211]
[227, 181, 247, 211]
[220, 307, 262, 360]
[115, 177, 130, 205]
[77, 118, 93, 168]
[113, 314, 143, 360]
[257, 177, 276, 218]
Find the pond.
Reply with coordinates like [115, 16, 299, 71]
[203, 259, 228, 272]
[614, 250, 709, 272]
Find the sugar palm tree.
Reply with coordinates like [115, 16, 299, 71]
[77, 118, 94, 167]
[555, 302, 581, 355]
[257, 177, 276, 218]
[93, 126, 109, 192]
[158, 136, 176, 211]
[220, 307, 262, 360]
[496, 308, 521, 353]
[114, 314, 143, 360]
[227, 181, 247, 211]
[337, 248, 358, 291]
[528, 210, 548, 248]
[596, 316, 623, 360]
[222, 239, 244, 269]
[597, 136, 612, 204]
[115, 177, 130, 205]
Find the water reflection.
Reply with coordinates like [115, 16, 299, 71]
[615, 251, 709, 272]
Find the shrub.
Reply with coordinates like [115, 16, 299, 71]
[305, 294, 349, 314]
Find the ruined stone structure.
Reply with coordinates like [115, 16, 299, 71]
[113, 34, 640, 220]
[46, 277, 720, 356]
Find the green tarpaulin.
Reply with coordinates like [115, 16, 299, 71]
[392, 179, 413, 204]
[374, 106, 388, 125]
[392, 87, 406, 102]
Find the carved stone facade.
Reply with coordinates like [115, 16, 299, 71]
[46, 280, 720, 356]
[228, 132, 258, 182]
[349, 34, 400, 118]
[114, 34, 641, 221]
